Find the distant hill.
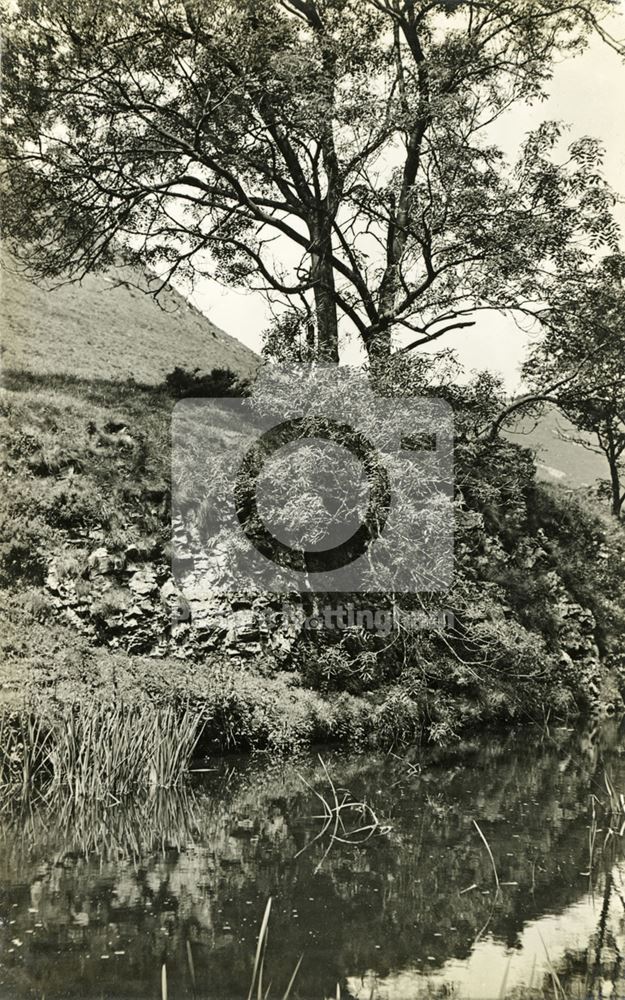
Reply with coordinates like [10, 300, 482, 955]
[0, 255, 259, 385]
[504, 404, 607, 489]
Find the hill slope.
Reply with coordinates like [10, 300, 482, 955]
[505, 404, 607, 489]
[1, 256, 258, 384]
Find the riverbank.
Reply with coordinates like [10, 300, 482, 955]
[3, 357, 625, 761]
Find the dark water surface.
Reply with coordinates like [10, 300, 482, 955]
[2, 723, 625, 999]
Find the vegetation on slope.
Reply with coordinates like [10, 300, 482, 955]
[2, 361, 625, 758]
[2, 255, 625, 761]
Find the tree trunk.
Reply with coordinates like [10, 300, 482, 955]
[367, 324, 392, 365]
[608, 457, 622, 519]
[310, 215, 339, 363]
[605, 425, 622, 519]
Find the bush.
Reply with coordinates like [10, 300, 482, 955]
[40, 481, 106, 531]
[373, 688, 425, 748]
[0, 521, 50, 586]
[164, 366, 248, 398]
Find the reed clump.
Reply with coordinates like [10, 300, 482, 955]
[0, 701, 200, 801]
[603, 771, 625, 817]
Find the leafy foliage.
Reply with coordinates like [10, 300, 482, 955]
[1, 0, 621, 360]
[2, 325, 625, 752]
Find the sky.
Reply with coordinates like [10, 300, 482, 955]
[187, 7, 625, 392]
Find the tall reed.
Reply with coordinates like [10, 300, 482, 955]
[49, 702, 200, 797]
[0, 701, 200, 801]
[0, 710, 51, 799]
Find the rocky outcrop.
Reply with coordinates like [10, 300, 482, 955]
[43, 544, 305, 665]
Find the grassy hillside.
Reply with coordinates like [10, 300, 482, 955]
[1, 254, 258, 384]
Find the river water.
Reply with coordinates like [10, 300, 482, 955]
[1, 722, 625, 999]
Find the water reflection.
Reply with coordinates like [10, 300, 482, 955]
[1, 722, 625, 998]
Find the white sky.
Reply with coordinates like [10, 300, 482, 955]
[188, 8, 625, 391]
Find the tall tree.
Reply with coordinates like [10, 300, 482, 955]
[523, 253, 625, 518]
[1, 0, 622, 362]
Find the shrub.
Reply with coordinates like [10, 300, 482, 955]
[41, 481, 105, 531]
[164, 366, 248, 398]
[0, 520, 49, 586]
[373, 688, 425, 748]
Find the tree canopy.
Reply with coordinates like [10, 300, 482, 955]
[1, 0, 622, 361]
